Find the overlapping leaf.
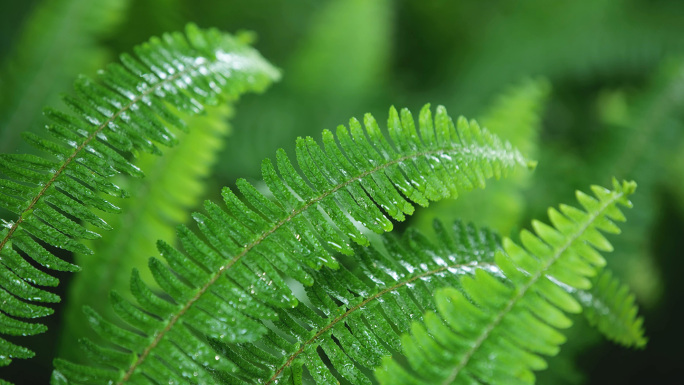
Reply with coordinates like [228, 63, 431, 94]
[59, 103, 235, 361]
[0, 23, 279, 372]
[211, 194, 643, 384]
[376, 179, 638, 385]
[210, 221, 500, 385]
[52, 104, 532, 384]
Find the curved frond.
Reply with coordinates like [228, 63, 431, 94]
[574, 269, 647, 348]
[53, 104, 532, 384]
[376, 179, 636, 385]
[0, 24, 279, 370]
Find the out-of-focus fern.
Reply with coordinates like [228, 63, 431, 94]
[109, 0, 184, 56]
[221, 0, 393, 181]
[588, 58, 684, 304]
[0, 0, 130, 153]
[669, 140, 684, 216]
[287, 0, 391, 102]
[439, 0, 684, 113]
[0, 24, 279, 378]
[376, 180, 639, 385]
[58, 103, 233, 361]
[52, 105, 531, 384]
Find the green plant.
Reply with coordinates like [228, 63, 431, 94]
[0, 23, 647, 385]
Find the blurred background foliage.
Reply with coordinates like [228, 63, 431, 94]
[1, 0, 682, 383]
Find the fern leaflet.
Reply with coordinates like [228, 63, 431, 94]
[52, 104, 531, 384]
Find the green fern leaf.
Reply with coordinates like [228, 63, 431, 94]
[0, 24, 279, 370]
[574, 269, 647, 348]
[53, 104, 531, 384]
[376, 179, 637, 385]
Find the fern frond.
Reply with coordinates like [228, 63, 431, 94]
[53, 104, 531, 384]
[58, 103, 233, 360]
[0, 0, 130, 153]
[376, 179, 636, 385]
[0, 24, 279, 370]
[589, 58, 684, 303]
[208, 220, 500, 385]
[479, 77, 550, 157]
[574, 269, 647, 348]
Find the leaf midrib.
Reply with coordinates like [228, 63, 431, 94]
[441, 191, 623, 385]
[119, 143, 521, 383]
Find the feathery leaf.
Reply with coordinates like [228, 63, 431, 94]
[376, 179, 636, 385]
[58, 103, 234, 361]
[0, 23, 279, 371]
